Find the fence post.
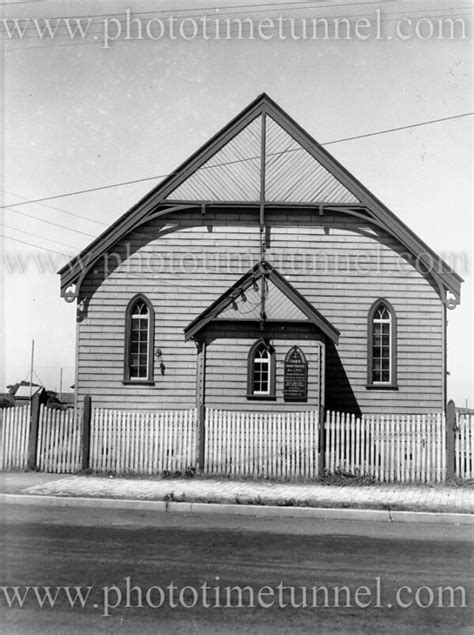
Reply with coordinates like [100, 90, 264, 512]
[198, 404, 206, 473]
[318, 406, 326, 474]
[81, 395, 92, 471]
[445, 400, 456, 480]
[27, 393, 41, 470]
[195, 339, 206, 473]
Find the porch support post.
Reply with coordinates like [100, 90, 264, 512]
[318, 341, 326, 474]
[445, 399, 456, 480]
[195, 339, 207, 473]
[27, 392, 41, 471]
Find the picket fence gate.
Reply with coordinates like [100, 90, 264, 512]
[90, 408, 197, 475]
[205, 409, 319, 479]
[0, 405, 30, 470]
[36, 405, 82, 473]
[324, 411, 446, 483]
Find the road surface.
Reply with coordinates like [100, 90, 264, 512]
[1, 503, 472, 633]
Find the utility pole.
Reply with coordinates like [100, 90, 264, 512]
[59, 367, 63, 401]
[29, 339, 35, 400]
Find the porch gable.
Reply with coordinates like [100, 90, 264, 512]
[184, 260, 340, 344]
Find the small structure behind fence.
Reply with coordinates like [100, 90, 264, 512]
[205, 409, 319, 479]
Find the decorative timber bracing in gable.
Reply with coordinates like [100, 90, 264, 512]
[59, 93, 462, 305]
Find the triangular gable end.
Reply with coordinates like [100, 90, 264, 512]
[59, 93, 462, 305]
[166, 109, 361, 205]
[184, 261, 340, 343]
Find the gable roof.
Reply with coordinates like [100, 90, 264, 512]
[59, 93, 462, 303]
[184, 261, 340, 343]
[14, 384, 45, 399]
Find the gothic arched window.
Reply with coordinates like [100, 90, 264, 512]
[124, 295, 154, 383]
[367, 300, 397, 388]
[247, 340, 276, 398]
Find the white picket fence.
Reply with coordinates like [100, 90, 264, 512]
[205, 409, 319, 479]
[324, 411, 446, 483]
[0, 404, 472, 483]
[37, 405, 82, 473]
[455, 414, 474, 479]
[90, 408, 198, 475]
[0, 405, 30, 470]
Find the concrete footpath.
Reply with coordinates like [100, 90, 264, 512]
[1, 471, 473, 524]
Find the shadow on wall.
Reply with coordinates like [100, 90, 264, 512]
[325, 341, 361, 416]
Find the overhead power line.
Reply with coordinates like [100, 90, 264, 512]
[2, 110, 472, 209]
[0, 1, 438, 43]
[3, 207, 97, 236]
[3, 190, 164, 242]
[0, 0, 396, 32]
[0, 233, 71, 257]
[322, 112, 474, 145]
[2, 189, 108, 226]
[2, 223, 80, 250]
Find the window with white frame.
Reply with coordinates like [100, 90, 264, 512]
[124, 295, 154, 383]
[253, 344, 271, 394]
[368, 300, 397, 387]
[247, 340, 275, 398]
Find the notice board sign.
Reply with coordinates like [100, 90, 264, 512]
[283, 346, 308, 401]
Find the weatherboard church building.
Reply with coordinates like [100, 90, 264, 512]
[59, 94, 462, 417]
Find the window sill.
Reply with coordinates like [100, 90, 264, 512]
[365, 384, 399, 391]
[246, 394, 277, 401]
[123, 380, 155, 386]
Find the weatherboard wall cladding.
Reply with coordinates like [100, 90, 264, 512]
[77, 210, 443, 414]
[203, 327, 322, 412]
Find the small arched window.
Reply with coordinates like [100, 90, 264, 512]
[367, 300, 397, 388]
[247, 340, 276, 399]
[124, 295, 155, 383]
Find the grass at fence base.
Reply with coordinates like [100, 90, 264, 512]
[31, 485, 472, 513]
[82, 469, 474, 488]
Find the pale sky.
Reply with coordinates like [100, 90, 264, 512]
[1, 0, 472, 404]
